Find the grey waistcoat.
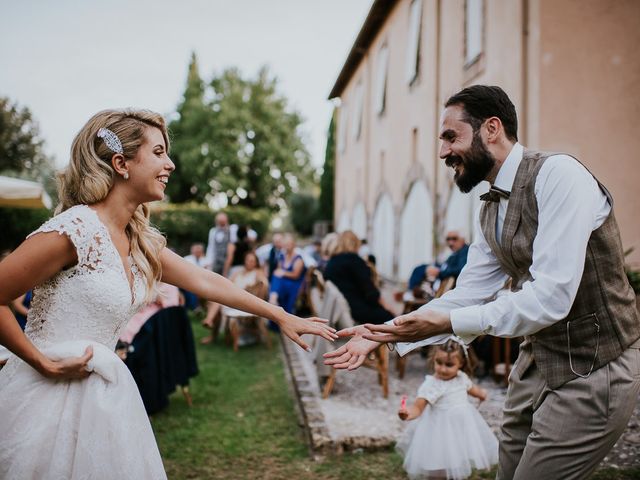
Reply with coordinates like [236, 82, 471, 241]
[212, 228, 230, 275]
[480, 150, 640, 389]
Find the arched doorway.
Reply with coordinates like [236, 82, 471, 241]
[398, 181, 434, 281]
[351, 202, 367, 240]
[371, 194, 395, 278]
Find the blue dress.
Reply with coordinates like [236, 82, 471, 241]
[269, 253, 305, 314]
[14, 290, 32, 330]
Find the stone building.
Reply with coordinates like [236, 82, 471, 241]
[330, 0, 640, 281]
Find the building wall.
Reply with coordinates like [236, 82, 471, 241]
[532, 0, 640, 263]
[333, 0, 640, 281]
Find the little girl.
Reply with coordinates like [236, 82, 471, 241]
[396, 337, 498, 479]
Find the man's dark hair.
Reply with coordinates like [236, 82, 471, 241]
[445, 85, 518, 142]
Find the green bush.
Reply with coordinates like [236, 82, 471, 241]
[0, 207, 52, 252]
[289, 193, 319, 236]
[150, 203, 271, 255]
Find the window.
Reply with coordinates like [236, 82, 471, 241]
[352, 81, 364, 140]
[337, 105, 348, 153]
[405, 0, 422, 84]
[374, 45, 389, 114]
[465, 0, 484, 65]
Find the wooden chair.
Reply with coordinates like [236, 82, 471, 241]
[396, 276, 456, 379]
[221, 308, 272, 352]
[317, 277, 389, 399]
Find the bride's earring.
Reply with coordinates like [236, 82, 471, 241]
[123, 172, 129, 180]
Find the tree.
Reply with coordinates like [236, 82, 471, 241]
[165, 52, 214, 203]
[289, 192, 319, 236]
[167, 59, 314, 211]
[317, 110, 336, 221]
[0, 97, 57, 198]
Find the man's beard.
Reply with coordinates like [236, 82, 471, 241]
[445, 133, 496, 193]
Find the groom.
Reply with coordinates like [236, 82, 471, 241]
[325, 85, 640, 479]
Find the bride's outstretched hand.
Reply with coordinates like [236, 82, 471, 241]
[323, 325, 383, 370]
[42, 346, 93, 381]
[278, 312, 338, 352]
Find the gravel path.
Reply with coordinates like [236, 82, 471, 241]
[293, 339, 640, 467]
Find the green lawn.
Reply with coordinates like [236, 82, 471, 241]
[151, 315, 640, 480]
[152, 315, 405, 480]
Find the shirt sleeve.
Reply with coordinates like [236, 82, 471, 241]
[205, 228, 215, 269]
[395, 213, 509, 354]
[450, 155, 610, 340]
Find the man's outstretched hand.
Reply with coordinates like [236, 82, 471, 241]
[361, 309, 452, 343]
[322, 325, 381, 370]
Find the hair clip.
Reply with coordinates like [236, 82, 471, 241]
[97, 127, 123, 154]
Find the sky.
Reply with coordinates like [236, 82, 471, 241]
[0, 0, 372, 170]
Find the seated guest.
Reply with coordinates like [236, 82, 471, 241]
[261, 232, 284, 282]
[268, 234, 306, 314]
[323, 231, 395, 325]
[222, 251, 270, 346]
[182, 243, 207, 310]
[408, 230, 469, 296]
[427, 230, 469, 282]
[183, 242, 207, 268]
[120, 282, 183, 345]
[229, 251, 269, 300]
[317, 232, 339, 273]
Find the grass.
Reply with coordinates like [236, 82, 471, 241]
[152, 315, 405, 480]
[151, 314, 640, 480]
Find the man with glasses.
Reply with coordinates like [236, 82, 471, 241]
[407, 230, 469, 296]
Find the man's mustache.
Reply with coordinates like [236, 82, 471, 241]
[445, 154, 463, 168]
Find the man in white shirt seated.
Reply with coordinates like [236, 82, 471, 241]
[183, 243, 207, 268]
[325, 85, 640, 480]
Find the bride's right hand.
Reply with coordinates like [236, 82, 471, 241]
[41, 346, 94, 380]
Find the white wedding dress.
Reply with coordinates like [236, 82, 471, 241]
[0, 205, 167, 479]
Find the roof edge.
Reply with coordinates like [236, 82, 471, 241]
[328, 0, 400, 100]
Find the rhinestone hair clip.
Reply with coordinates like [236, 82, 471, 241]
[97, 127, 123, 154]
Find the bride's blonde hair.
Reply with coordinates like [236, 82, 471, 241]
[57, 109, 170, 301]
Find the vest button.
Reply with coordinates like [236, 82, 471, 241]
[530, 335, 537, 342]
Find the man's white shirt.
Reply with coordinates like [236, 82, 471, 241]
[396, 143, 611, 356]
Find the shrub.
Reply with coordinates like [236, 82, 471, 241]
[0, 207, 52, 252]
[150, 203, 271, 255]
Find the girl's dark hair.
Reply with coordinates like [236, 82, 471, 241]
[426, 338, 478, 377]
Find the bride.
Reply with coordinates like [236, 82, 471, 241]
[0, 109, 336, 479]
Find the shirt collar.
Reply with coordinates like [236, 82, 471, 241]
[493, 143, 523, 192]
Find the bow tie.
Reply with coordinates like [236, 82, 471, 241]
[480, 186, 511, 203]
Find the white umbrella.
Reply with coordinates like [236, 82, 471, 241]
[0, 175, 52, 209]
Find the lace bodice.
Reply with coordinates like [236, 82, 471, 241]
[417, 372, 473, 408]
[23, 205, 146, 350]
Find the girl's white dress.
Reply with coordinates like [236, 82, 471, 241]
[396, 371, 498, 480]
[0, 205, 167, 479]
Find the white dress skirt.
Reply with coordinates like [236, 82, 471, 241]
[396, 372, 498, 480]
[0, 205, 167, 479]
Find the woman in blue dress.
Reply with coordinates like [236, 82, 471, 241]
[269, 234, 306, 314]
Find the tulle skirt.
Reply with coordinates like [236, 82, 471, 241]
[396, 403, 498, 479]
[0, 340, 167, 480]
